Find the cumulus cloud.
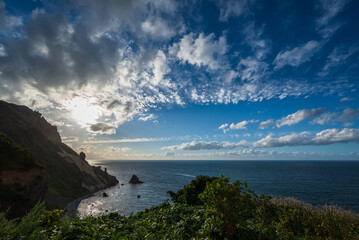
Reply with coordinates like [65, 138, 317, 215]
[162, 140, 248, 151]
[274, 40, 321, 69]
[253, 128, 359, 148]
[276, 108, 327, 128]
[219, 120, 257, 133]
[89, 123, 116, 135]
[170, 32, 228, 70]
[259, 119, 275, 129]
[218, 123, 229, 133]
[230, 121, 251, 130]
[0, 0, 357, 142]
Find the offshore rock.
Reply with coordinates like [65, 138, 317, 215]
[129, 175, 144, 184]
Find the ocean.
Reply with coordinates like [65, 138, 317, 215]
[77, 160, 359, 217]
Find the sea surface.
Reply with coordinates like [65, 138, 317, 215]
[77, 160, 359, 217]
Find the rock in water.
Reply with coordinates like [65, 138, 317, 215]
[129, 175, 144, 184]
[103, 192, 108, 197]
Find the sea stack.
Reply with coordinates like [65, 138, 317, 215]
[129, 175, 144, 184]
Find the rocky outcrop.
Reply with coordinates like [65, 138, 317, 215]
[0, 100, 118, 217]
[129, 175, 144, 184]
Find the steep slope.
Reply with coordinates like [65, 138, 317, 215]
[0, 131, 47, 218]
[0, 100, 118, 218]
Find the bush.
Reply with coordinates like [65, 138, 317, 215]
[199, 175, 258, 239]
[167, 175, 218, 205]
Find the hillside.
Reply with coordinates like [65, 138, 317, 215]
[0, 100, 118, 218]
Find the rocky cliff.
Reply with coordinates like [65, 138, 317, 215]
[0, 100, 118, 218]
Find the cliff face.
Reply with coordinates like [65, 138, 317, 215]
[0, 100, 118, 218]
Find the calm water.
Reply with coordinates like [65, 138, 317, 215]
[77, 160, 359, 217]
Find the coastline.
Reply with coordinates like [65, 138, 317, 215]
[66, 182, 120, 217]
[66, 193, 94, 217]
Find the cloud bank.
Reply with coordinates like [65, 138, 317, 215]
[254, 128, 359, 148]
[162, 140, 248, 151]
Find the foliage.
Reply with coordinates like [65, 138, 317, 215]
[167, 175, 218, 205]
[0, 131, 42, 172]
[199, 175, 258, 239]
[0, 176, 358, 239]
[0, 202, 46, 240]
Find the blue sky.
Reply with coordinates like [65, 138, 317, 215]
[0, 0, 358, 160]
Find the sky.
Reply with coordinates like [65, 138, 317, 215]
[0, 0, 358, 160]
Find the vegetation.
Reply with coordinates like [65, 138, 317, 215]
[0, 175, 358, 239]
[0, 131, 43, 172]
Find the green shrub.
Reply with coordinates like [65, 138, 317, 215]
[167, 175, 218, 205]
[199, 175, 258, 239]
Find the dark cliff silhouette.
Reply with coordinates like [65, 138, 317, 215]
[0, 100, 118, 218]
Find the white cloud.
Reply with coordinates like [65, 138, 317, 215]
[253, 128, 359, 148]
[171, 32, 228, 70]
[276, 108, 327, 128]
[141, 17, 175, 39]
[61, 136, 79, 143]
[0, 43, 6, 57]
[219, 120, 257, 133]
[259, 119, 275, 129]
[340, 97, 354, 102]
[242, 23, 271, 59]
[218, 123, 229, 133]
[0, 2, 22, 33]
[274, 40, 321, 69]
[319, 47, 358, 76]
[337, 108, 359, 121]
[217, 0, 252, 21]
[237, 57, 268, 83]
[311, 112, 337, 125]
[162, 140, 248, 151]
[139, 114, 156, 121]
[230, 121, 250, 130]
[150, 50, 170, 86]
[316, 0, 349, 28]
[84, 137, 169, 144]
[108, 146, 131, 153]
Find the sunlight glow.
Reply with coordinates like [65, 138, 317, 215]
[67, 97, 101, 127]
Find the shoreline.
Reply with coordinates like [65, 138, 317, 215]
[66, 183, 120, 217]
[66, 193, 95, 217]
